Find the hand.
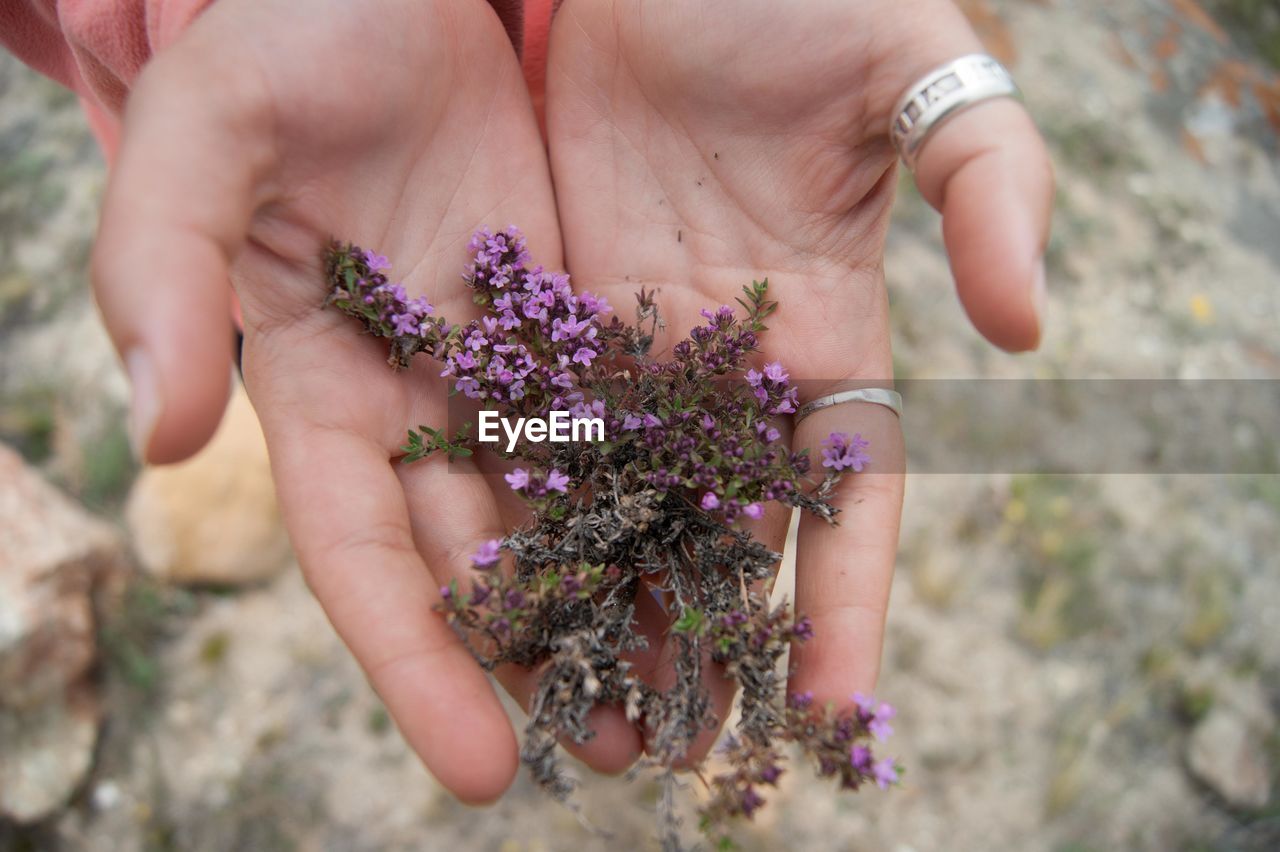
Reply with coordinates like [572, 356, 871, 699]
[545, 0, 1053, 756]
[91, 0, 641, 802]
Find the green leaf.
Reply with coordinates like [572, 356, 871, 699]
[673, 607, 704, 634]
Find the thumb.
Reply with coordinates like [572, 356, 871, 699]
[913, 98, 1055, 352]
[883, 2, 1055, 352]
[91, 39, 275, 462]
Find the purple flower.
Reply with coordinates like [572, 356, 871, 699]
[745, 368, 763, 387]
[701, 492, 720, 511]
[505, 468, 530, 491]
[391, 313, 419, 336]
[789, 690, 814, 710]
[572, 347, 597, 367]
[741, 502, 764, 520]
[791, 615, 814, 641]
[850, 745, 872, 772]
[472, 538, 502, 568]
[763, 361, 788, 383]
[740, 786, 765, 818]
[872, 758, 899, 789]
[759, 764, 783, 785]
[869, 703, 896, 742]
[822, 432, 872, 472]
[545, 469, 571, 493]
[406, 296, 433, 317]
[362, 250, 391, 272]
[622, 414, 644, 431]
[579, 292, 611, 316]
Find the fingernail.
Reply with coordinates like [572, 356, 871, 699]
[125, 348, 161, 461]
[1031, 258, 1048, 342]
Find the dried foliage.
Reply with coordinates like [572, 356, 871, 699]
[325, 227, 899, 848]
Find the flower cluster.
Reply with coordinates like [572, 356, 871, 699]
[745, 359, 800, 415]
[325, 227, 895, 850]
[325, 246, 452, 369]
[699, 690, 900, 843]
[439, 227, 612, 413]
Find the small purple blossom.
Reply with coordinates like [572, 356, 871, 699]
[472, 538, 502, 568]
[872, 758, 899, 789]
[869, 703, 896, 742]
[740, 786, 765, 818]
[701, 492, 721, 511]
[741, 502, 764, 520]
[545, 469, 571, 493]
[789, 691, 814, 710]
[505, 468, 530, 491]
[362, 250, 390, 272]
[822, 432, 872, 472]
[850, 744, 872, 772]
[391, 313, 419, 336]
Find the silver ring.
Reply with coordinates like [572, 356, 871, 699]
[794, 388, 902, 424]
[889, 54, 1021, 171]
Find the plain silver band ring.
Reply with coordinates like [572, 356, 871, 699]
[794, 388, 903, 425]
[889, 53, 1021, 172]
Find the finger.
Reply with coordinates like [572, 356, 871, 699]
[887, 6, 1055, 352]
[265, 421, 520, 804]
[915, 100, 1054, 352]
[788, 400, 905, 704]
[91, 40, 275, 462]
[397, 454, 645, 775]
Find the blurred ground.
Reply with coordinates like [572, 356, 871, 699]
[2, 0, 1278, 850]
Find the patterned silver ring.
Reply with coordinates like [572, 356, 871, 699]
[889, 53, 1021, 172]
[794, 388, 903, 425]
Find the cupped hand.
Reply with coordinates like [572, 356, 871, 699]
[91, 0, 642, 802]
[545, 0, 1053, 756]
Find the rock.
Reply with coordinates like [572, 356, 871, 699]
[125, 382, 291, 585]
[0, 686, 100, 823]
[1186, 677, 1275, 810]
[0, 443, 124, 823]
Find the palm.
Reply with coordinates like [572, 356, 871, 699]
[546, 0, 915, 377]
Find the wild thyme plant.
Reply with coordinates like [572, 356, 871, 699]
[324, 227, 900, 848]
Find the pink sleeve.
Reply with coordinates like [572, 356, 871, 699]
[0, 0, 214, 158]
